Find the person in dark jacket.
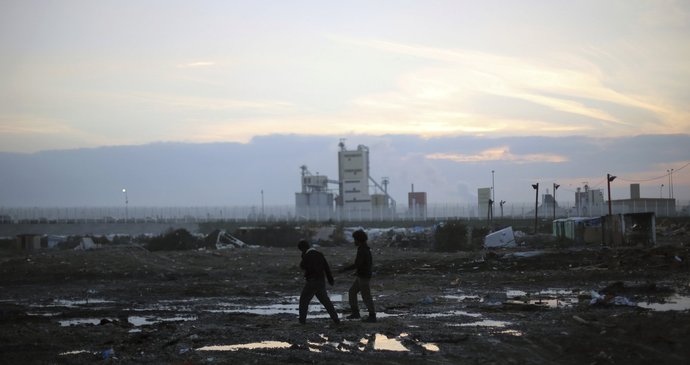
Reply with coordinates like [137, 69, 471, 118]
[342, 229, 376, 322]
[297, 240, 340, 324]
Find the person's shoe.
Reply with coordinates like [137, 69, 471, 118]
[361, 315, 377, 323]
[346, 313, 361, 320]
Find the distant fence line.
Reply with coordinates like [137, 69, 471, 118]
[1, 200, 688, 224]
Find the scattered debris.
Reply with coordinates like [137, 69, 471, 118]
[484, 227, 517, 248]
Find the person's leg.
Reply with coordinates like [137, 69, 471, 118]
[314, 285, 340, 323]
[347, 278, 361, 318]
[299, 282, 316, 323]
[359, 278, 376, 319]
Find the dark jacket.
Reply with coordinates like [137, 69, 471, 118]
[344, 243, 372, 278]
[300, 248, 334, 285]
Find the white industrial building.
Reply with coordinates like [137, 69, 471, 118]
[295, 166, 335, 220]
[477, 187, 492, 219]
[575, 184, 605, 216]
[338, 143, 373, 219]
[295, 141, 396, 221]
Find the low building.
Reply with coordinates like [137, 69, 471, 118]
[602, 212, 656, 247]
[17, 234, 42, 250]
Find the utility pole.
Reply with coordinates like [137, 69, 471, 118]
[607, 174, 616, 216]
[261, 189, 265, 221]
[553, 183, 560, 220]
[491, 170, 495, 221]
[122, 188, 128, 221]
[532, 183, 539, 234]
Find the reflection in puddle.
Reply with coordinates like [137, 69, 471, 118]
[370, 333, 408, 352]
[637, 295, 690, 311]
[208, 294, 345, 317]
[201, 334, 440, 354]
[451, 320, 512, 328]
[505, 288, 579, 308]
[506, 290, 527, 298]
[197, 340, 291, 351]
[27, 312, 61, 317]
[441, 294, 481, 301]
[498, 329, 524, 337]
[355, 333, 439, 353]
[422, 343, 440, 351]
[48, 299, 114, 308]
[127, 315, 197, 326]
[58, 315, 197, 327]
[59, 350, 94, 356]
[445, 288, 581, 309]
[59, 318, 104, 326]
[415, 310, 482, 318]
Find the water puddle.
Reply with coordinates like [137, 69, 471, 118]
[444, 288, 580, 309]
[368, 333, 408, 352]
[441, 294, 481, 301]
[197, 340, 291, 352]
[59, 318, 105, 326]
[637, 295, 690, 311]
[59, 350, 95, 356]
[197, 333, 439, 354]
[127, 315, 197, 326]
[58, 315, 197, 327]
[457, 319, 512, 327]
[44, 298, 115, 308]
[27, 311, 61, 317]
[498, 329, 524, 336]
[414, 310, 482, 318]
[505, 288, 580, 308]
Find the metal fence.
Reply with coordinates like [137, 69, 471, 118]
[1, 199, 688, 224]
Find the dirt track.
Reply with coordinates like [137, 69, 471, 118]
[1, 238, 690, 364]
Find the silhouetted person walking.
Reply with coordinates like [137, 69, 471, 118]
[342, 229, 376, 322]
[297, 240, 340, 325]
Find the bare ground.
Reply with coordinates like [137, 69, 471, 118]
[1, 238, 690, 364]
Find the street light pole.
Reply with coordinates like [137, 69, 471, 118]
[660, 184, 664, 199]
[667, 169, 674, 198]
[532, 183, 539, 234]
[122, 188, 128, 221]
[552, 186, 556, 220]
[607, 174, 616, 216]
[491, 170, 495, 221]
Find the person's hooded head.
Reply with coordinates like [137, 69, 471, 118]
[297, 240, 310, 253]
[352, 229, 368, 245]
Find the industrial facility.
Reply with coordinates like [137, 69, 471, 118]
[295, 140, 406, 221]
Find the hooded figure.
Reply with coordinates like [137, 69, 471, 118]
[297, 240, 340, 324]
[342, 229, 376, 322]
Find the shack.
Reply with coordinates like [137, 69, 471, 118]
[552, 217, 602, 244]
[602, 212, 656, 247]
[16, 234, 43, 250]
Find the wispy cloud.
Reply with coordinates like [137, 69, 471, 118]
[125, 92, 294, 112]
[425, 146, 568, 164]
[0, 116, 74, 135]
[337, 36, 687, 136]
[176, 61, 216, 68]
[0, 115, 114, 153]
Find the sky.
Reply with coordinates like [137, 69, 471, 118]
[1, 1, 689, 208]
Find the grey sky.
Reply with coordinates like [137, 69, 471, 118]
[1, 1, 689, 207]
[1, 134, 687, 207]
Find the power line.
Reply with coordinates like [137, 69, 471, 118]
[617, 161, 690, 183]
[590, 178, 606, 189]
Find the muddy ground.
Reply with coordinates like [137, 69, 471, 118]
[1, 235, 690, 364]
